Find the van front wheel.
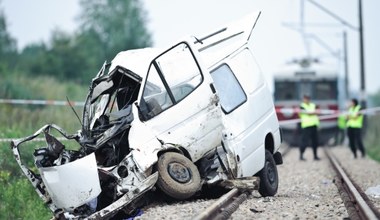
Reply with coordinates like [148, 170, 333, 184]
[156, 152, 201, 200]
[258, 150, 278, 197]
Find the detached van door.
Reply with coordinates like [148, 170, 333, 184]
[138, 41, 222, 162]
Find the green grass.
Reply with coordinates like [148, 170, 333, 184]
[364, 115, 380, 161]
[0, 73, 87, 101]
[0, 171, 51, 220]
[0, 75, 87, 219]
[0, 107, 84, 219]
[0, 105, 83, 135]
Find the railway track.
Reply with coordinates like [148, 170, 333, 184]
[193, 188, 250, 220]
[325, 147, 380, 220]
[190, 146, 379, 220]
[192, 146, 291, 220]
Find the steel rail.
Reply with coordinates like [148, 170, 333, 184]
[192, 146, 288, 220]
[325, 148, 379, 220]
[193, 188, 249, 220]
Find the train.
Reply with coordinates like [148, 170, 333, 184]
[273, 58, 346, 146]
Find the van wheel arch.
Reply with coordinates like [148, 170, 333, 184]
[264, 133, 274, 153]
[157, 146, 192, 161]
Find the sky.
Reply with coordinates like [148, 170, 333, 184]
[1, 0, 380, 95]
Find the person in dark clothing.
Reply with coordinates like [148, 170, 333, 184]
[299, 95, 320, 161]
[346, 98, 365, 158]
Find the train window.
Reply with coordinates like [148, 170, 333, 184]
[274, 81, 297, 100]
[211, 64, 247, 113]
[313, 81, 337, 100]
[299, 82, 312, 99]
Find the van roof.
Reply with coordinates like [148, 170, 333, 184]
[110, 48, 162, 78]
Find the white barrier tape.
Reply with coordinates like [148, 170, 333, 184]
[0, 138, 16, 142]
[0, 99, 84, 106]
[276, 108, 337, 115]
[0, 137, 68, 143]
[278, 106, 380, 126]
[1, 105, 380, 142]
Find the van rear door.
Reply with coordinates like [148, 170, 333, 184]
[211, 49, 279, 178]
[202, 11, 280, 178]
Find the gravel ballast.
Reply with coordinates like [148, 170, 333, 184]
[231, 147, 348, 219]
[330, 145, 380, 212]
[136, 145, 380, 219]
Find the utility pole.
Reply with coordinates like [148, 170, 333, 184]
[343, 31, 349, 98]
[358, 0, 367, 132]
[306, 0, 366, 104]
[358, 0, 366, 107]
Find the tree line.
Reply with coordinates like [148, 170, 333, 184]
[1, 0, 380, 105]
[0, 0, 152, 84]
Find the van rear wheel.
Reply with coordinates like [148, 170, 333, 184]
[156, 152, 201, 200]
[258, 150, 278, 197]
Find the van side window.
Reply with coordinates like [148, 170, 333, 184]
[210, 64, 247, 113]
[140, 43, 203, 120]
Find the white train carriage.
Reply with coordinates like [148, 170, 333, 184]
[273, 59, 345, 146]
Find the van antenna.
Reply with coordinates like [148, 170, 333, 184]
[66, 96, 83, 127]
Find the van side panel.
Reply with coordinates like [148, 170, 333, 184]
[221, 48, 281, 177]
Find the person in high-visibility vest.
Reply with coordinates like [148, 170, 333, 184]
[346, 98, 365, 158]
[334, 114, 346, 146]
[299, 95, 320, 161]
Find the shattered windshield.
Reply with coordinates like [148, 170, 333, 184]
[83, 65, 141, 138]
[90, 94, 112, 130]
[91, 81, 114, 103]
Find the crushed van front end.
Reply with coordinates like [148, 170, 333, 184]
[11, 124, 158, 219]
[10, 64, 160, 219]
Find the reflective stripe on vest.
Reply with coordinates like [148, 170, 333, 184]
[347, 105, 363, 128]
[299, 102, 320, 128]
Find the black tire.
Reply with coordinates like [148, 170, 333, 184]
[156, 152, 201, 200]
[258, 150, 279, 197]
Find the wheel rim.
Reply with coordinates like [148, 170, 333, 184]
[266, 160, 276, 186]
[167, 162, 192, 183]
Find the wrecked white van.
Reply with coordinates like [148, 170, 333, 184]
[11, 11, 282, 219]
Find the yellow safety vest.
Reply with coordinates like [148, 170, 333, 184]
[299, 102, 320, 128]
[337, 114, 346, 129]
[347, 105, 363, 128]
